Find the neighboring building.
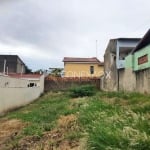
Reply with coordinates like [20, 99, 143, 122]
[124, 29, 150, 93]
[63, 57, 104, 77]
[0, 55, 27, 74]
[103, 38, 141, 91]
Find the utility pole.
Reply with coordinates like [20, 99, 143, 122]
[3, 59, 6, 75]
[96, 40, 98, 58]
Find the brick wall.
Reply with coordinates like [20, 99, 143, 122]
[44, 76, 100, 91]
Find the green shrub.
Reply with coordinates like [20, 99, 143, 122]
[69, 85, 96, 98]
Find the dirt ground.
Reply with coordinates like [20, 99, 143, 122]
[0, 115, 86, 150]
[0, 119, 25, 150]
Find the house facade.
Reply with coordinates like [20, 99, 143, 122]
[103, 38, 141, 91]
[63, 57, 104, 77]
[102, 29, 150, 93]
[0, 55, 27, 74]
[123, 29, 150, 93]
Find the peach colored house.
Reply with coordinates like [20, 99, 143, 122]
[63, 57, 104, 77]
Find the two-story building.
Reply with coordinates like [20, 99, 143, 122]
[103, 38, 141, 91]
[0, 55, 27, 74]
[124, 29, 150, 93]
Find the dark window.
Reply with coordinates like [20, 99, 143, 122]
[90, 66, 94, 74]
[138, 54, 148, 65]
[28, 83, 35, 87]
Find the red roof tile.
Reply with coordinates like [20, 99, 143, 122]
[63, 57, 103, 65]
[8, 73, 42, 79]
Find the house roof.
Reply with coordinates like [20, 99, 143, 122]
[63, 57, 104, 65]
[110, 38, 141, 41]
[116, 38, 141, 41]
[131, 29, 150, 53]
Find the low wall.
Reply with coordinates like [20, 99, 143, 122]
[45, 77, 100, 91]
[136, 68, 150, 93]
[118, 68, 150, 93]
[119, 69, 136, 92]
[0, 87, 41, 115]
[0, 75, 28, 87]
[0, 75, 44, 115]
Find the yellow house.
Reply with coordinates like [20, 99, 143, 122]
[63, 57, 104, 77]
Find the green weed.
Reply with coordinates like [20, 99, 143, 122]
[7, 92, 69, 136]
[69, 85, 96, 98]
[2, 89, 150, 150]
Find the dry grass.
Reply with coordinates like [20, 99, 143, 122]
[0, 119, 25, 149]
[16, 114, 82, 150]
[0, 91, 150, 150]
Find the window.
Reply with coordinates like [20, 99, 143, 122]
[138, 54, 148, 65]
[28, 83, 35, 87]
[90, 66, 94, 74]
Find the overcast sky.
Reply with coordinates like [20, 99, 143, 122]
[0, 0, 149, 71]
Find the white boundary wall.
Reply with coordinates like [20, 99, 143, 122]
[0, 74, 44, 115]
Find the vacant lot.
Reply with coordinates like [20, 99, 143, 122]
[0, 89, 150, 150]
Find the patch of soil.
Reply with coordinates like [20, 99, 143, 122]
[0, 119, 25, 149]
[17, 136, 41, 150]
[0, 114, 86, 149]
[17, 114, 82, 150]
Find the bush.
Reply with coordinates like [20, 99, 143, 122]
[69, 85, 96, 98]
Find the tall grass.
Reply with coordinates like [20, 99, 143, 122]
[78, 92, 150, 149]
[3, 89, 150, 149]
[8, 92, 70, 136]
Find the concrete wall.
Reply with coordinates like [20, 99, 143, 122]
[117, 68, 150, 94]
[17, 58, 26, 74]
[39, 75, 45, 93]
[103, 40, 118, 91]
[0, 75, 27, 88]
[104, 51, 118, 91]
[136, 69, 150, 93]
[118, 69, 136, 92]
[0, 75, 44, 115]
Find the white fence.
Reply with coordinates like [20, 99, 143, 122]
[0, 74, 44, 115]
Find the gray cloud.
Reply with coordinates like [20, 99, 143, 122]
[0, 0, 150, 70]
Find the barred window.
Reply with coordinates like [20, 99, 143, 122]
[90, 66, 94, 74]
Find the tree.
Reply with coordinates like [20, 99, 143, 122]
[25, 66, 32, 74]
[49, 68, 63, 77]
